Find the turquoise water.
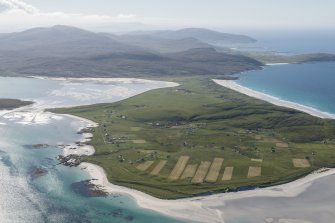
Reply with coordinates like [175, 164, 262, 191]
[236, 62, 335, 115]
[0, 78, 183, 223]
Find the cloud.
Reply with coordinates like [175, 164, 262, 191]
[0, 0, 141, 32]
[0, 0, 38, 14]
[117, 13, 137, 19]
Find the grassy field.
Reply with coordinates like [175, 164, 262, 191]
[51, 77, 335, 199]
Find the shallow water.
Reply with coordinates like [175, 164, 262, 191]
[0, 77, 183, 223]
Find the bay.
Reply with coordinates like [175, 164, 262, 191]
[236, 61, 335, 115]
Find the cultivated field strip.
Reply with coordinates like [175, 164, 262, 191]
[130, 127, 141, 132]
[222, 167, 234, 181]
[180, 164, 198, 179]
[136, 161, 155, 171]
[150, 160, 167, 175]
[205, 158, 224, 183]
[132, 139, 147, 144]
[292, 158, 311, 168]
[192, 161, 211, 184]
[168, 156, 190, 180]
[247, 166, 262, 178]
[251, 158, 263, 163]
[255, 135, 262, 140]
[276, 142, 289, 148]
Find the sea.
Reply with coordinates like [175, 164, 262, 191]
[0, 77, 182, 223]
[230, 30, 335, 116]
[236, 62, 335, 115]
[231, 29, 335, 54]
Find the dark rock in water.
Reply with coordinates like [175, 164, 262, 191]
[29, 166, 48, 179]
[124, 215, 135, 221]
[24, 144, 49, 149]
[110, 208, 123, 218]
[57, 155, 81, 167]
[106, 209, 134, 221]
[77, 127, 94, 134]
[33, 144, 49, 148]
[71, 180, 108, 197]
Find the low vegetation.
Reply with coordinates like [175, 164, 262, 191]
[51, 77, 335, 199]
[227, 50, 335, 64]
[0, 99, 32, 110]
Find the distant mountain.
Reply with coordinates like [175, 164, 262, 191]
[101, 33, 212, 53]
[0, 25, 144, 57]
[9, 48, 263, 77]
[0, 25, 149, 71]
[0, 25, 263, 77]
[127, 28, 257, 46]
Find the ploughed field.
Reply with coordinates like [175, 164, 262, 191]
[51, 77, 335, 199]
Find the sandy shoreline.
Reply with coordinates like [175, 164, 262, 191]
[80, 161, 335, 223]
[213, 79, 335, 120]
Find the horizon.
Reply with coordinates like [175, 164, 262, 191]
[0, 0, 334, 33]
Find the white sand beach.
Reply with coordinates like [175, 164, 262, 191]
[213, 79, 335, 120]
[80, 161, 335, 223]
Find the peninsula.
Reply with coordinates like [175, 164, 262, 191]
[51, 77, 335, 199]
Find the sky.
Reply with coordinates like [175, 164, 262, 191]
[0, 0, 334, 33]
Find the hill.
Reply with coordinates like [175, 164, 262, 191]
[101, 33, 212, 53]
[11, 48, 262, 77]
[127, 28, 257, 46]
[0, 26, 263, 77]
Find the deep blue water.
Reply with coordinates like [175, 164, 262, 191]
[236, 62, 335, 115]
[229, 30, 335, 54]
